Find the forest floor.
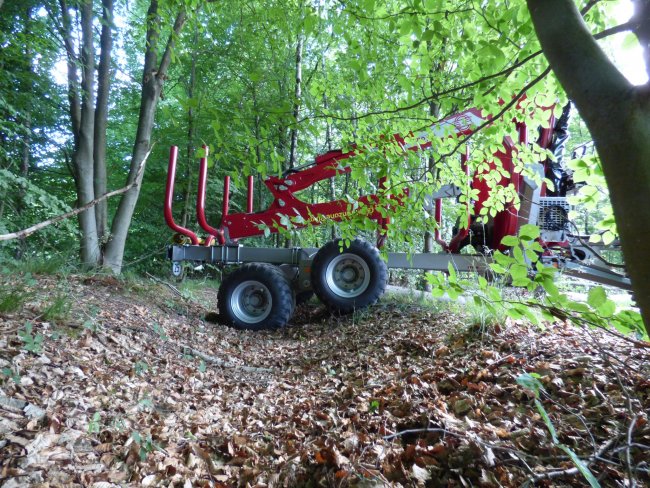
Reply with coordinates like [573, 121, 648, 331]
[0, 272, 648, 488]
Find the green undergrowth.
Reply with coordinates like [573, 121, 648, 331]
[0, 286, 30, 313]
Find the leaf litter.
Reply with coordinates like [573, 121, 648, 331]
[0, 274, 648, 487]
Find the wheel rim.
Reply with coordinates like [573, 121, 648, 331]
[325, 253, 370, 298]
[230, 280, 272, 324]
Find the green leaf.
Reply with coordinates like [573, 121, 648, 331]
[421, 29, 434, 42]
[501, 235, 519, 247]
[597, 299, 616, 318]
[447, 261, 457, 281]
[506, 307, 523, 320]
[489, 263, 507, 274]
[587, 287, 607, 309]
[510, 264, 528, 280]
[541, 278, 559, 297]
[487, 286, 501, 302]
[558, 445, 601, 488]
[519, 224, 540, 240]
[535, 398, 558, 443]
[516, 373, 542, 397]
[513, 245, 525, 264]
[494, 251, 514, 266]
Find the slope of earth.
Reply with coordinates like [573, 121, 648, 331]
[0, 273, 648, 487]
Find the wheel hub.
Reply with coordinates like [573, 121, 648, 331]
[230, 280, 272, 324]
[326, 253, 371, 298]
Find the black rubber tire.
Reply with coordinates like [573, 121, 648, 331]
[217, 263, 295, 330]
[311, 238, 387, 314]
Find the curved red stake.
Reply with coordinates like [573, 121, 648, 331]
[196, 145, 225, 245]
[164, 146, 199, 245]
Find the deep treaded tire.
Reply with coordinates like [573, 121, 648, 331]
[218, 263, 295, 330]
[311, 238, 387, 313]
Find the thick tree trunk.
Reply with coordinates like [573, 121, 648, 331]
[75, 0, 100, 266]
[527, 0, 650, 334]
[93, 0, 113, 244]
[103, 5, 186, 273]
[59, 0, 81, 148]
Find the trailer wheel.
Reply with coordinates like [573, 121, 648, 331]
[217, 263, 294, 330]
[311, 238, 387, 313]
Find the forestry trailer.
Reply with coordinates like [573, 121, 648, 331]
[164, 103, 630, 330]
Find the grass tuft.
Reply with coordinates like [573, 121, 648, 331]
[42, 295, 71, 323]
[0, 288, 29, 313]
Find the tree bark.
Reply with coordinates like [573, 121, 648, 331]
[181, 27, 198, 229]
[93, 0, 113, 244]
[15, 6, 32, 260]
[103, 4, 186, 273]
[527, 0, 650, 334]
[288, 34, 303, 169]
[74, 0, 100, 266]
[322, 63, 336, 240]
[58, 0, 81, 150]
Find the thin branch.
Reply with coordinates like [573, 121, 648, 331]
[412, 65, 553, 174]
[580, 0, 601, 16]
[0, 149, 149, 242]
[158, 9, 187, 77]
[528, 438, 617, 484]
[145, 271, 183, 297]
[337, 0, 473, 22]
[303, 20, 632, 125]
[626, 414, 639, 488]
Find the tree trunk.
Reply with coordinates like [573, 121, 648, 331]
[181, 27, 198, 229]
[285, 34, 303, 250]
[93, 0, 113, 244]
[103, 5, 186, 273]
[423, 100, 440, 255]
[424, 37, 441, 257]
[527, 0, 650, 334]
[288, 34, 303, 169]
[324, 85, 336, 240]
[15, 6, 32, 260]
[253, 110, 264, 212]
[74, 0, 100, 267]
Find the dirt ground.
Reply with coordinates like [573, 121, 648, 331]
[0, 273, 648, 487]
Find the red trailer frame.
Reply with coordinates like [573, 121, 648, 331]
[164, 104, 630, 330]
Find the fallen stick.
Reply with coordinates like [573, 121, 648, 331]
[145, 271, 183, 298]
[0, 149, 149, 242]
